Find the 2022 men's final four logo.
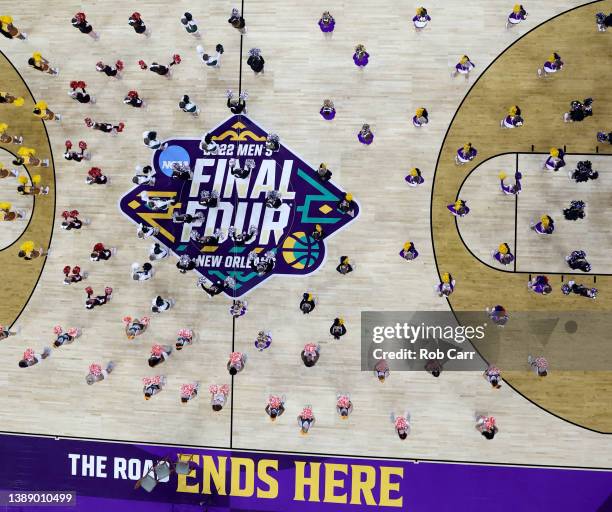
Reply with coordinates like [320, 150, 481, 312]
[119, 116, 359, 297]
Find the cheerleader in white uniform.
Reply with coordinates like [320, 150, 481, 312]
[501, 105, 523, 128]
[506, 4, 527, 29]
[412, 108, 429, 127]
[209, 384, 230, 411]
[499, 171, 522, 195]
[543, 148, 565, 171]
[18, 347, 51, 368]
[85, 362, 115, 384]
[475, 415, 498, 439]
[200, 133, 219, 154]
[149, 243, 169, 260]
[230, 300, 248, 318]
[436, 273, 455, 297]
[180, 383, 200, 403]
[452, 55, 475, 79]
[531, 215, 554, 235]
[138, 222, 160, 239]
[131, 262, 154, 281]
[227, 351, 247, 375]
[52, 325, 81, 348]
[141, 192, 176, 212]
[528, 355, 548, 376]
[123, 316, 150, 340]
[175, 328, 194, 350]
[148, 344, 172, 368]
[447, 199, 469, 217]
[133, 165, 156, 186]
[265, 395, 286, 421]
[492, 243, 514, 266]
[0, 324, 19, 341]
[151, 295, 174, 313]
[254, 330, 272, 351]
[143, 376, 166, 400]
[374, 359, 390, 382]
[391, 412, 410, 440]
[399, 241, 419, 261]
[537, 53, 563, 78]
[297, 406, 315, 435]
[412, 7, 431, 30]
[405, 167, 424, 187]
[336, 394, 353, 419]
[455, 143, 477, 164]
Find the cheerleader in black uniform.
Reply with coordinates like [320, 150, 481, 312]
[190, 228, 224, 246]
[265, 190, 282, 209]
[95, 60, 124, 78]
[68, 81, 94, 104]
[227, 90, 247, 113]
[173, 211, 204, 225]
[86, 167, 108, 185]
[336, 256, 354, 275]
[247, 251, 276, 276]
[228, 225, 258, 246]
[299, 293, 315, 314]
[265, 134, 280, 152]
[228, 7, 247, 34]
[139, 54, 181, 77]
[265, 395, 286, 421]
[63, 265, 87, 285]
[71, 12, 98, 39]
[176, 255, 197, 273]
[171, 162, 193, 181]
[143, 376, 166, 400]
[561, 281, 597, 299]
[337, 194, 355, 216]
[247, 48, 265, 74]
[330, 318, 347, 339]
[229, 158, 255, 179]
[91, 243, 114, 261]
[316, 163, 332, 181]
[85, 287, 112, 310]
[61, 210, 87, 230]
[84, 118, 125, 135]
[124, 90, 145, 108]
[197, 276, 235, 297]
[128, 12, 149, 36]
[198, 190, 219, 208]
[563, 200, 586, 221]
[569, 160, 598, 183]
[311, 224, 324, 241]
[64, 140, 89, 162]
[565, 250, 591, 272]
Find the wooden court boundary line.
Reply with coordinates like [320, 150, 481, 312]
[428, 0, 612, 435]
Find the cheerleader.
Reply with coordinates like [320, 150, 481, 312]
[18, 347, 51, 368]
[436, 272, 455, 297]
[499, 171, 521, 195]
[228, 7, 247, 34]
[197, 191, 218, 209]
[265, 190, 282, 209]
[265, 395, 286, 421]
[84, 118, 125, 135]
[175, 328, 193, 350]
[405, 167, 424, 187]
[197, 44, 224, 68]
[0, 324, 18, 340]
[64, 140, 89, 162]
[254, 330, 272, 352]
[173, 211, 204, 225]
[330, 318, 346, 339]
[265, 134, 280, 152]
[90, 242, 114, 261]
[230, 300, 248, 318]
[452, 56, 475, 79]
[180, 13, 200, 37]
[148, 242, 167, 259]
[0, 163, 18, 178]
[353, 44, 369, 68]
[374, 359, 390, 382]
[301, 343, 320, 367]
[17, 241, 46, 260]
[338, 193, 355, 215]
[569, 160, 598, 183]
[17, 174, 49, 196]
[143, 376, 166, 400]
[61, 210, 88, 230]
[399, 241, 419, 261]
[391, 412, 410, 440]
[0, 202, 26, 221]
[248, 251, 276, 276]
[52, 325, 81, 348]
[297, 406, 315, 435]
[447, 199, 469, 217]
[486, 305, 508, 326]
[247, 48, 265, 74]
[227, 89, 247, 113]
[68, 81, 94, 104]
[596, 12, 612, 31]
[312, 224, 325, 241]
[412, 108, 429, 127]
[133, 165, 156, 186]
[506, 4, 527, 29]
[563, 98, 593, 123]
[318, 11, 335, 34]
[148, 344, 172, 367]
[0, 15, 26, 39]
[200, 133, 219, 154]
[63, 265, 87, 285]
[501, 105, 523, 128]
[299, 293, 316, 314]
[563, 200, 586, 221]
[319, 99, 336, 120]
[171, 163, 192, 181]
[141, 192, 176, 211]
[123, 316, 150, 339]
[336, 394, 353, 419]
[229, 158, 255, 179]
[85, 286, 112, 309]
[137, 223, 159, 240]
[566, 250, 591, 272]
[139, 55, 181, 77]
[336, 256, 354, 275]
[561, 280, 597, 299]
[0, 91, 24, 106]
[180, 383, 200, 403]
[475, 415, 498, 439]
[424, 359, 442, 377]
[151, 295, 175, 314]
[543, 147, 565, 171]
[228, 225, 258, 246]
[227, 351, 247, 375]
[412, 7, 431, 30]
[597, 131, 612, 144]
[198, 276, 235, 298]
[315, 163, 332, 182]
[71, 12, 98, 39]
[537, 53, 563, 78]
[528, 355, 548, 376]
[176, 255, 196, 274]
[95, 60, 124, 78]
[179, 95, 200, 116]
[124, 90, 144, 108]
[132, 262, 154, 281]
[527, 275, 551, 295]
[209, 384, 230, 411]
[492, 243, 514, 266]
[128, 12, 149, 36]
[483, 366, 502, 388]
[28, 52, 58, 75]
[190, 228, 225, 246]
[32, 101, 61, 122]
[86, 362, 115, 385]
[86, 167, 108, 186]
[531, 215, 554, 235]
[455, 142, 477, 164]
[142, 131, 166, 150]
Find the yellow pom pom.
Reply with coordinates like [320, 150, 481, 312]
[13, 97, 24, 107]
[442, 272, 450, 283]
[462, 143, 471, 153]
[513, 4, 522, 13]
[18, 175, 28, 184]
[0, 202, 12, 211]
[18, 146, 33, 157]
[410, 168, 419, 177]
[509, 105, 518, 115]
[548, 54, 557, 63]
[32, 52, 42, 61]
[454, 200, 463, 210]
[307, 294, 312, 301]
[342, 256, 350, 264]
[0, 16, 13, 25]
[498, 172, 507, 180]
[319, 163, 327, 169]
[345, 193, 353, 201]
[416, 108, 425, 117]
[541, 215, 550, 227]
[338, 318, 344, 325]
[20, 241, 34, 253]
[416, 7, 424, 15]
[550, 148, 559, 158]
[460, 55, 469, 65]
[498, 243, 508, 254]
[403, 241, 412, 251]
[315, 224, 322, 233]
[34, 100, 47, 110]
[0, 123, 7, 133]
[32, 175, 41, 185]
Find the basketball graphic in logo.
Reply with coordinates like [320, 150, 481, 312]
[281, 232, 321, 270]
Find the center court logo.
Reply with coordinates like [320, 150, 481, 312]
[119, 115, 359, 297]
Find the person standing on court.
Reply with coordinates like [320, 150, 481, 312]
[247, 48, 265, 74]
[228, 8, 247, 34]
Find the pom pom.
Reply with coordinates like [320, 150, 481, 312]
[131, 12, 141, 20]
[142, 376, 162, 386]
[268, 395, 282, 409]
[550, 148, 559, 158]
[394, 416, 408, 430]
[229, 351, 242, 364]
[34, 100, 48, 110]
[89, 363, 102, 376]
[117, 122, 125, 132]
[69, 209, 79, 218]
[84, 117, 93, 127]
[32, 175, 41, 185]
[115, 60, 124, 70]
[337, 395, 350, 408]
[69, 81, 78, 90]
[85, 286, 94, 295]
[78, 140, 87, 150]
[303, 343, 318, 355]
[141, 316, 150, 325]
[61, 210, 70, 219]
[63, 265, 71, 275]
[53, 325, 63, 334]
[138, 60, 147, 70]
[93, 242, 104, 252]
[17, 175, 28, 185]
[67, 328, 79, 337]
[72, 266, 81, 274]
[20, 241, 35, 253]
[104, 286, 113, 295]
[0, 202, 11, 210]
[300, 407, 313, 420]
[122, 316, 132, 325]
[65, 140, 73, 149]
[498, 243, 508, 254]
[151, 344, 164, 356]
[345, 193, 353, 201]
[23, 348, 35, 361]
[77, 81, 86, 89]
[498, 171, 507, 180]
[127, 90, 138, 98]
[173, 54, 181, 64]
[13, 97, 24, 107]
[442, 272, 451, 283]
[180, 383, 196, 397]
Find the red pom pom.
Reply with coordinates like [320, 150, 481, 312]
[69, 81, 78, 90]
[115, 60, 124, 70]
[173, 54, 181, 64]
[84, 117, 93, 127]
[93, 242, 104, 251]
[117, 122, 125, 132]
[131, 12, 141, 20]
[72, 266, 81, 274]
[127, 90, 138, 98]
[104, 287, 113, 295]
[85, 286, 94, 295]
[138, 60, 147, 70]
[78, 140, 87, 150]
[63, 265, 71, 275]
[61, 210, 70, 219]
[65, 140, 73, 149]
[69, 209, 79, 218]
[77, 81, 86, 89]
[75, 12, 86, 22]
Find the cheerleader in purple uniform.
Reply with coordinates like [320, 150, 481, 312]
[318, 11, 335, 34]
[499, 171, 521, 195]
[501, 105, 523, 128]
[455, 143, 477, 165]
[528, 275, 552, 295]
[405, 167, 425, 187]
[543, 147, 565, 171]
[447, 199, 469, 217]
[436, 273, 455, 297]
[412, 107, 429, 127]
[353, 45, 369, 68]
[537, 53, 563, 78]
[486, 305, 508, 326]
[483, 366, 502, 388]
[399, 241, 419, 261]
[358, 124, 374, 145]
[412, 7, 431, 30]
[531, 215, 554, 235]
[492, 243, 514, 266]
[506, 4, 527, 29]
[452, 55, 475, 79]
[320, 99, 336, 120]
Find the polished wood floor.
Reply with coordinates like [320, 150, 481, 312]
[0, 0, 610, 467]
